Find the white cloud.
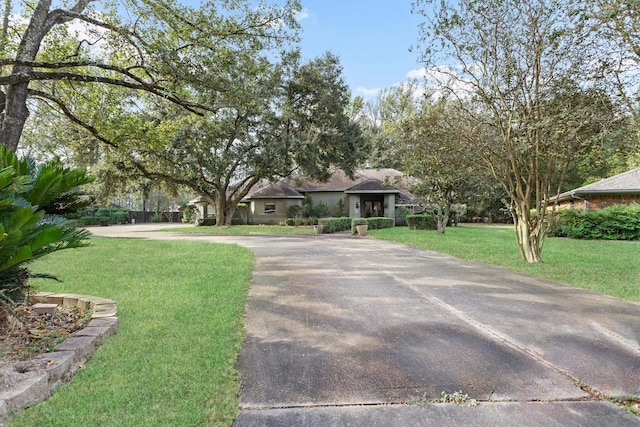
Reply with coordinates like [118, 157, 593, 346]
[406, 65, 475, 100]
[295, 9, 310, 21]
[406, 68, 427, 79]
[355, 86, 382, 97]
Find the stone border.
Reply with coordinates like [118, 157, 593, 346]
[0, 293, 118, 426]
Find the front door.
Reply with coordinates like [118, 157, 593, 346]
[363, 199, 384, 217]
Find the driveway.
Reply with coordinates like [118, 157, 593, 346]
[90, 225, 640, 426]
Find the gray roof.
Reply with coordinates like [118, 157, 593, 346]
[345, 178, 400, 193]
[246, 181, 304, 199]
[245, 168, 419, 202]
[554, 167, 640, 201]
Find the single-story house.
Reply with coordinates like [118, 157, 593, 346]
[192, 168, 420, 225]
[551, 167, 640, 210]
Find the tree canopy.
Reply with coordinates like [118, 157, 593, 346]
[413, 0, 618, 262]
[1, 0, 366, 225]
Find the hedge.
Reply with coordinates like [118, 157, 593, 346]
[350, 217, 394, 234]
[548, 203, 640, 240]
[406, 214, 437, 230]
[318, 217, 352, 233]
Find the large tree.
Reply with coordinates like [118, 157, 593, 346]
[83, 52, 365, 226]
[576, 0, 640, 167]
[0, 0, 300, 151]
[360, 82, 420, 169]
[403, 97, 482, 233]
[413, 0, 617, 262]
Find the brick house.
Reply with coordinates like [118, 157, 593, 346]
[551, 167, 640, 210]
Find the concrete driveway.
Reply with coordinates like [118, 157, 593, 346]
[90, 225, 640, 426]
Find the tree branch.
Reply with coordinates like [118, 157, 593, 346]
[29, 88, 118, 148]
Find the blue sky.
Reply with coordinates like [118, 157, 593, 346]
[295, 1, 425, 100]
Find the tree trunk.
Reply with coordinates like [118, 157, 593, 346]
[0, 0, 53, 150]
[1, 0, 92, 150]
[512, 201, 543, 263]
[435, 203, 450, 234]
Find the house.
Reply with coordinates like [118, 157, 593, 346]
[551, 167, 640, 210]
[192, 168, 419, 225]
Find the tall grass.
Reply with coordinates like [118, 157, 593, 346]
[371, 225, 640, 302]
[9, 238, 254, 427]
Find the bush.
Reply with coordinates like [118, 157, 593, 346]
[366, 217, 395, 230]
[285, 218, 295, 226]
[332, 199, 347, 217]
[197, 218, 216, 226]
[294, 217, 306, 226]
[182, 205, 197, 223]
[549, 204, 640, 240]
[287, 205, 302, 218]
[318, 217, 352, 233]
[350, 217, 394, 234]
[94, 208, 128, 224]
[0, 146, 93, 315]
[407, 214, 437, 230]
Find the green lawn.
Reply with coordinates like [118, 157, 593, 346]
[164, 224, 314, 235]
[9, 238, 254, 427]
[370, 225, 640, 302]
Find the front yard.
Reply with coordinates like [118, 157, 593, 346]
[9, 238, 254, 427]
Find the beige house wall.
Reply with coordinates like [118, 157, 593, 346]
[250, 199, 302, 224]
[306, 192, 348, 216]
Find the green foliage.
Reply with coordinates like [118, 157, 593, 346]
[407, 214, 437, 230]
[318, 217, 352, 233]
[287, 204, 302, 218]
[332, 198, 347, 217]
[181, 205, 197, 223]
[549, 204, 640, 240]
[313, 202, 330, 218]
[0, 147, 92, 309]
[95, 209, 128, 224]
[350, 217, 394, 234]
[366, 217, 395, 230]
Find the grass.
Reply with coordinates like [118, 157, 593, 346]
[164, 224, 314, 235]
[9, 238, 254, 427]
[370, 225, 640, 302]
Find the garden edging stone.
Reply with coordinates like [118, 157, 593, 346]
[0, 293, 118, 426]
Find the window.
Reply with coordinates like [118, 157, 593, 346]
[264, 203, 276, 214]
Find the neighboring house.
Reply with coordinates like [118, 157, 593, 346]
[192, 168, 419, 225]
[551, 167, 640, 210]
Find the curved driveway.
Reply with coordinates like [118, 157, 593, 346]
[91, 225, 640, 426]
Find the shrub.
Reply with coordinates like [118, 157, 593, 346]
[332, 199, 347, 217]
[182, 205, 197, 223]
[285, 218, 295, 226]
[294, 217, 306, 226]
[318, 217, 352, 233]
[407, 214, 437, 230]
[549, 204, 640, 240]
[287, 205, 302, 218]
[366, 217, 395, 230]
[0, 147, 93, 317]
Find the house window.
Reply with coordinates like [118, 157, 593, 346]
[264, 203, 276, 214]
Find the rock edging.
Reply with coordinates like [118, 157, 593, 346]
[0, 293, 118, 426]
